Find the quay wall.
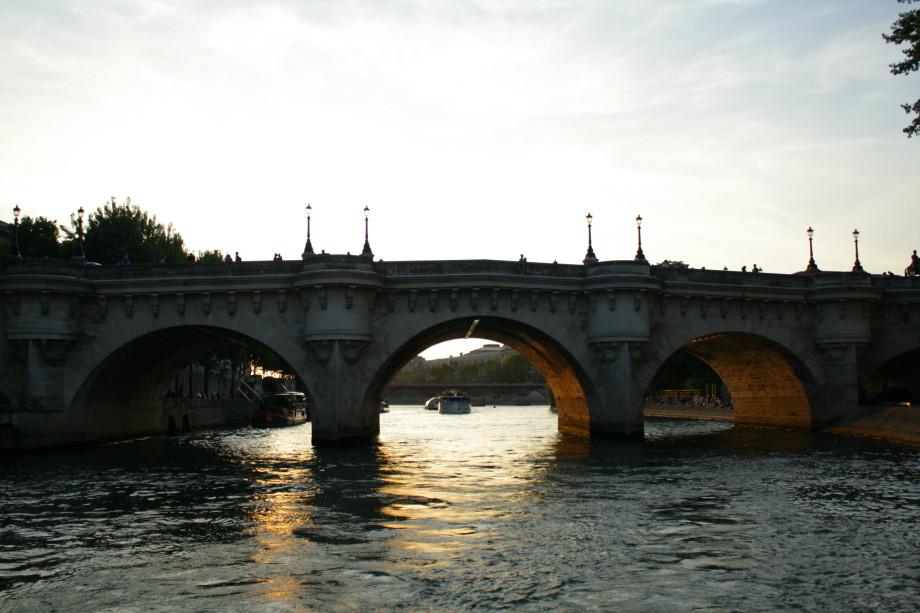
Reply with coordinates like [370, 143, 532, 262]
[645, 403, 920, 446]
[827, 405, 920, 445]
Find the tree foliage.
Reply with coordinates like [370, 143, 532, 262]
[885, 0, 920, 137]
[16, 216, 61, 259]
[197, 250, 225, 263]
[63, 197, 187, 264]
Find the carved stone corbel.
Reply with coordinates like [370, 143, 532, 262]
[98, 295, 107, 319]
[608, 290, 617, 312]
[549, 291, 558, 313]
[510, 289, 519, 312]
[530, 290, 539, 312]
[39, 339, 72, 366]
[408, 289, 418, 312]
[124, 294, 134, 318]
[202, 292, 211, 316]
[252, 291, 260, 314]
[316, 287, 326, 310]
[491, 289, 499, 311]
[345, 286, 355, 310]
[306, 340, 333, 365]
[450, 288, 459, 311]
[278, 289, 286, 313]
[151, 293, 160, 318]
[41, 291, 50, 316]
[470, 288, 479, 311]
[342, 340, 367, 365]
[429, 289, 438, 312]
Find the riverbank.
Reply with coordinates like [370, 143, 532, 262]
[645, 403, 920, 446]
[644, 404, 734, 421]
[827, 405, 920, 446]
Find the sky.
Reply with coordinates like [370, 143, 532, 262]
[1, 0, 918, 358]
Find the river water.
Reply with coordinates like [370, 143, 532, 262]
[2, 405, 919, 611]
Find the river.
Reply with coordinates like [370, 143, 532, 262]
[2, 405, 919, 611]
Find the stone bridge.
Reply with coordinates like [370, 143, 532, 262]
[1, 254, 918, 450]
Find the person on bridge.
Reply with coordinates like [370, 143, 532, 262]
[235, 252, 242, 262]
[909, 250, 919, 276]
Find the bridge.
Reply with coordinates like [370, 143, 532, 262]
[0, 254, 918, 450]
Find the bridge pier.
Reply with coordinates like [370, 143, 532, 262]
[575, 341, 645, 438]
[303, 339, 380, 445]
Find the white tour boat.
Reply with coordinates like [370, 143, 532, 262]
[438, 390, 472, 414]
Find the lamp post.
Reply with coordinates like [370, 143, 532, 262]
[805, 226, 819, 272]
[10, 205, 21, 258]
[75, 207, 86, 262]
[302, 204, 314, 258]
[583, 212, 597, 264]
[852, 228, 862, 272]
[635, 214, 646, 261]
[361, 205, 373, 258]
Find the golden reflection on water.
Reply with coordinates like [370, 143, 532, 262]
[239, 405, 562, 603]
[241, 428, 318, 604]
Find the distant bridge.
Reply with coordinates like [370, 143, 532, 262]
[0, 255, 918, 450]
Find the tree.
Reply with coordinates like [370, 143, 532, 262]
[62, 197, 187, 264]
[885, 0, 920, 137]
[458, 363, 479, 383]
[197, 250, 225, 263]
[657, 259, 690, 269]
[16, 216, 60, 259]
[501, 353, 542, 383]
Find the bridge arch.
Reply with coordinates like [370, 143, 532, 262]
[367, 316, 594, 436]
[69, 324, 314, 443]
[859, 336, 920, 405]
[640, 331, 824, 429]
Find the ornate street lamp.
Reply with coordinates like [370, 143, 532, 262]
[805, 226, 819, 272]
[361, 205, 373, 258]
[74, 207, 86, 262]
[635, 214, 646, 261]
[10, 205, 21, 258]
[852, 228, 862, 272]
[583, 212, 597, 264]
[302, 203, 314, 258]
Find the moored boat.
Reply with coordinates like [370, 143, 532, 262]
[252, 392, 309, 427]
[438, 390, 472, 414]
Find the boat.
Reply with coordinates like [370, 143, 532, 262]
[252, 392, 309, 427]
[380, 400, 390, 413]
[438, 390, 472, 414]
[424, 397, 440, 410]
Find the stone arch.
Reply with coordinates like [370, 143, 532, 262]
[70, 325, 314, 443]
[367, 315, 595, 436]
[860, 347, 920, 405]
[642, 332, 823, 429]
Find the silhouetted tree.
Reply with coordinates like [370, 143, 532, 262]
[197, 249, 225, 263]
[16, 216, 60, 259]
[885, 0, 920, 137]
[62, 197, 186, 264]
